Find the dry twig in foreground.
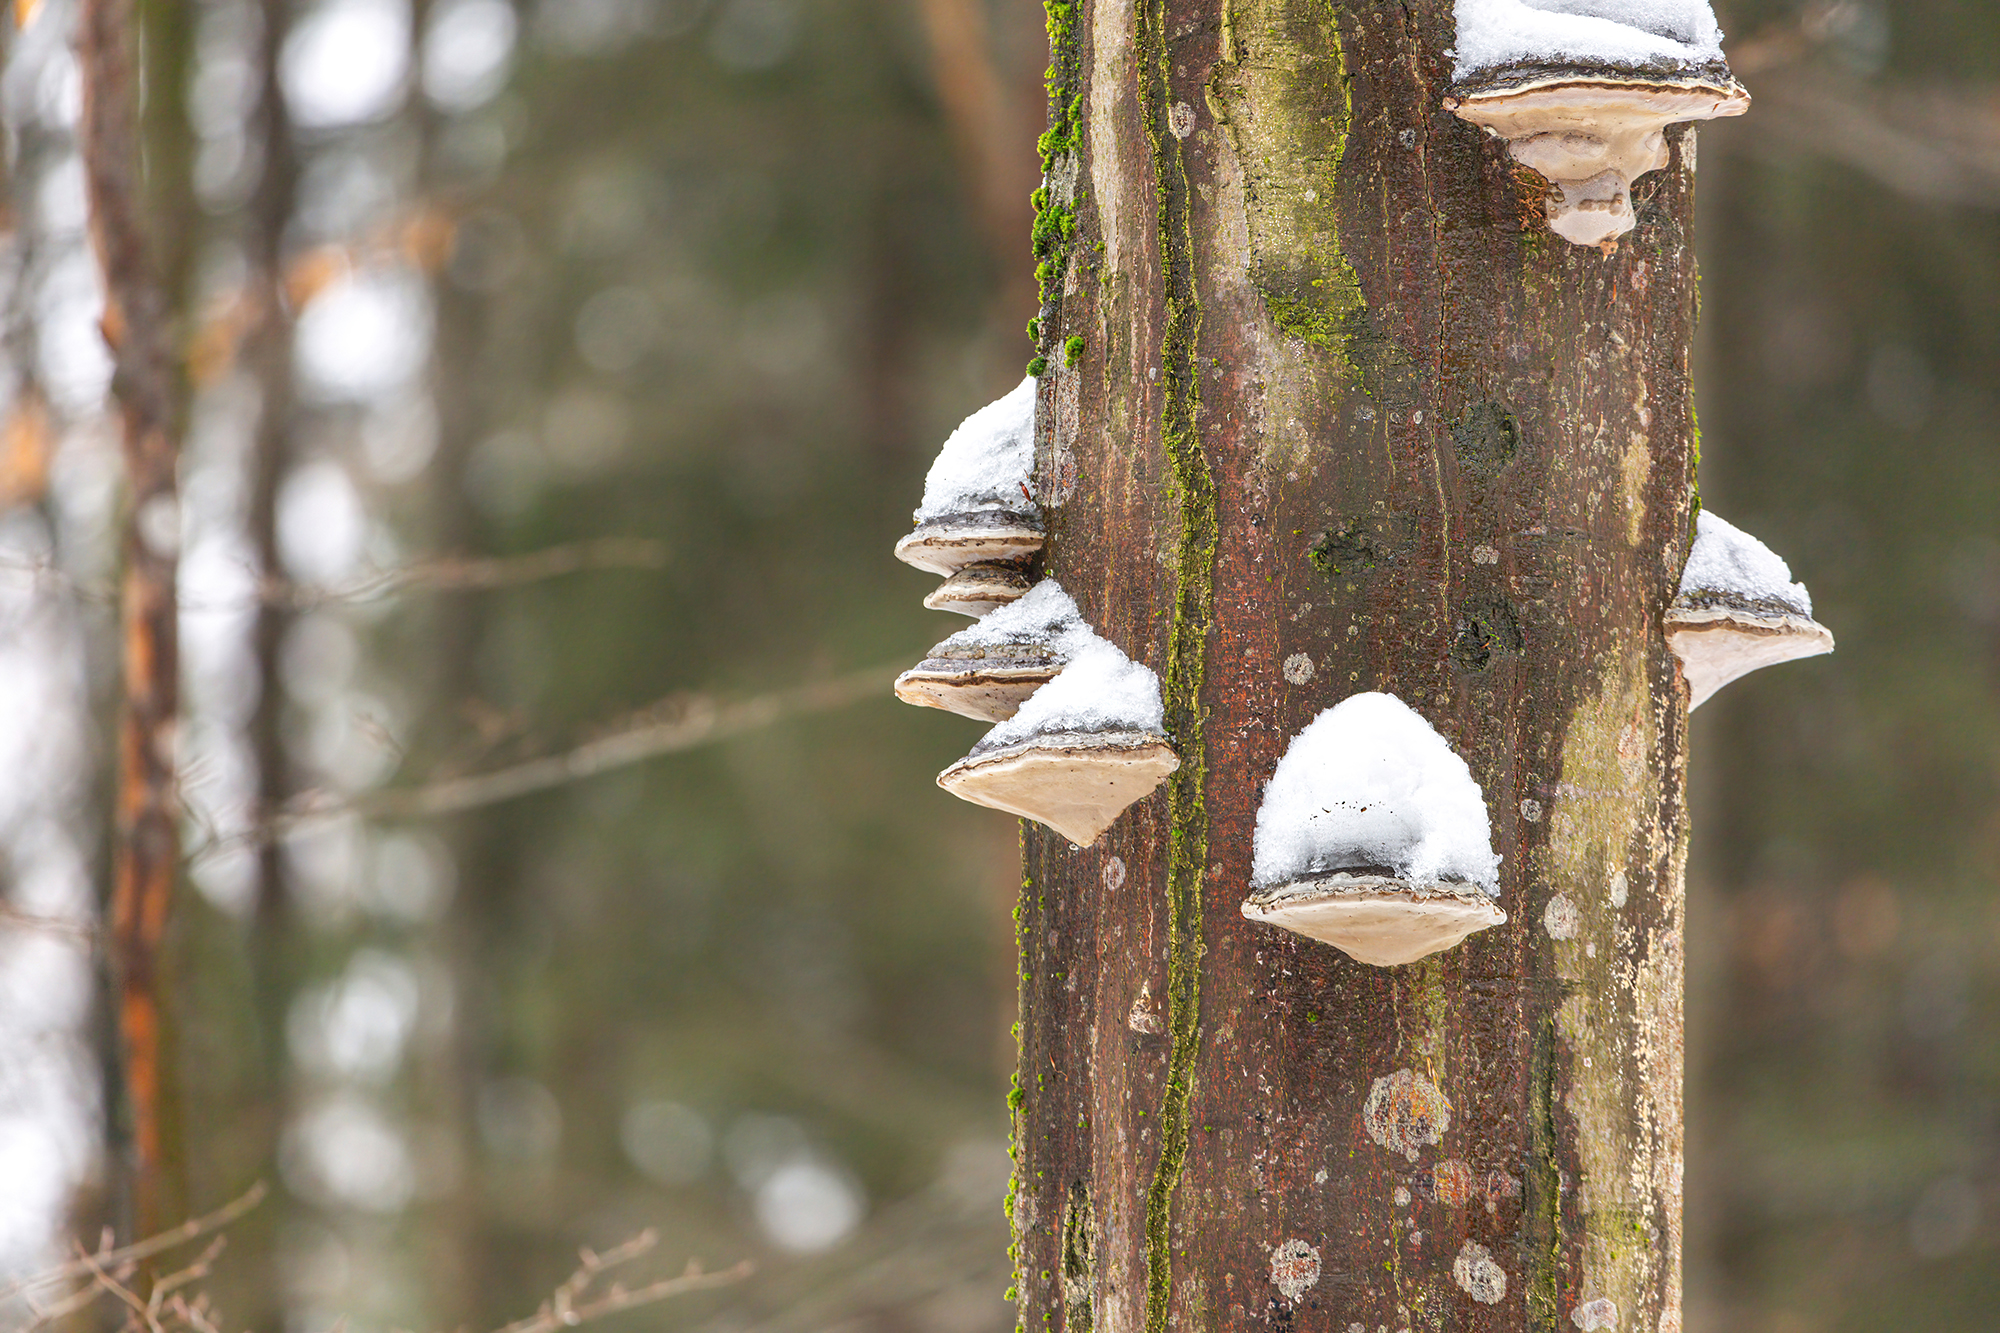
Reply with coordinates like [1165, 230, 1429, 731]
[495, 1232, 753, 1333]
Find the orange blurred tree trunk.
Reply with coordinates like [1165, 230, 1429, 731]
[79, 0, 195, 1244]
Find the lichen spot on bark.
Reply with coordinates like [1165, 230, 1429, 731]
[1361, 1068, 1451, 1162]
[1453, 1242, 1508, 1304]
[1269, 1239, 1320, 1303]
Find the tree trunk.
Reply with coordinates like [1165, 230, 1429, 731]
[1012, 3, 1696, 1332]
[80, 0, 193, 1243]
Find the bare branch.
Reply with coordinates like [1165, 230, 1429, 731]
[0, 902, 94, 942]
[2, 538, 669, 612]
[491, 1232, 751, 1333]
[0, 1181, 266, 1303]
[192, 660, 900, 855]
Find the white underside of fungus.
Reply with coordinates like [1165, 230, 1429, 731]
[1242, 693, 1506, 966]
[895, 580, 1086, 722]
[1448, 2, 1745, 247]
[1668, 510, 1833, 709]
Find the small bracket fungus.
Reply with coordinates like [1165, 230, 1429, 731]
[895, 580, 1085, 722]
[1240, 693, 1506, 967]
[921, 561, 1033, 617]
[895, 376, 1044, 578]
[1668, 510, 1833, 709]
[1447, 1, 1748, 247]
[937, 633, 1177, 846]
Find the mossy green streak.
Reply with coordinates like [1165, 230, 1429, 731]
[1137, 0, 1212, 1330]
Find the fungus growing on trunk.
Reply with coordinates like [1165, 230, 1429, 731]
[1667, 510, 1833, 709]
[1447, 1, 1748, 248]
[895, 580, 1086, 722]
[895, 377, 1044, 578]
[922, 562, 1033, 617]
[936, 633, 1177, 846]
[1240, 693, 1506, 967]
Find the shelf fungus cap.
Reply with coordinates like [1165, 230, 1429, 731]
[895, 580, 1089, 722]
[1447, 2, 1746, 247]
[921, 561, 1033, 617]
[1242, 872, 1508, 968]
[1669, 510, 1833, 709]
[1244, 692, 1505, 966]
[935, 627, 1174, 845]
[897, 376, 1044, 576]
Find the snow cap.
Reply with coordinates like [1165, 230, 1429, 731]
[915, 376, 1039, 522]
[1453, 0, 1725, 82]
[974, 633, 1165, 754]
[934, 579, 1090, 657]
[1251, 693, 1501, 894]
[1678, 509, 1812, 615]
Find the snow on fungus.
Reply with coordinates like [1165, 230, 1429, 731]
[922, 561, 1033, 617]
[894, 579, 1087, 722]
[896, 377, 1043, 577]
[937, 632, 1177, 846]
[1241, 692, 1506, 967]
[1668, 510, 1833, 709]
[1447, 1, 1746, 248]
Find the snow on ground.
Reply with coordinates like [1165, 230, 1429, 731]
[915, 377, 1038, 522]
[1454, 0, 1724, 80]
[1678, 510, 1813, 615]
[972, 634, 1164, 753]
[932, 579, 1089, 656]
[1251, 692, 1501, 894]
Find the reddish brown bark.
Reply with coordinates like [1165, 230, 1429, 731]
[1010, 2, 1697, 1332]
[80, 0, 189, 1241]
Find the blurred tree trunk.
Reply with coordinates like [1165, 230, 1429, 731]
[80, 0, 198, 1245]
[1013, 3, 1697, 1332]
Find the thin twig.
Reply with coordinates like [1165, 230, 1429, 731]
[0, 1181, 266, 1301]
[491, 1231, 751, 1333]
[72, 1249, 160, 1333]
[0, 538, 669, 612]
[192, 660, 900, 855]
[0, 902, 95, 941]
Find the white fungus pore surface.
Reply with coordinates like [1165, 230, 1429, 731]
[932, 579, 1090, 656]
[1453, 0, 1724, 80]
[972, 634, 1165, 753]
[914, 376, 1039, 522]
[1251, 692, 1501, 894]
[1678, 510, 1812, 614]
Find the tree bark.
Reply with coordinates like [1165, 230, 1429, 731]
[1012, 3, 1696, 1332]
[79, 0, 191, 1243]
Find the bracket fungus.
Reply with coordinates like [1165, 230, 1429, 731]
[1241, 693, 1506, 967]
[937, 633, 1177, 846]
[1447, 1, 1748, 248]
[895, 580, 1086, 722]
[921, 561, 1033, 617]
[895, 376, 1044, 580]
[1668, 510, 1833, 709]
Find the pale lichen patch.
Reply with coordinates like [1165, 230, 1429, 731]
[1362, 1069, 1451, 1162]
[1269, 1239, 1320, 1302]
[1451, 1242, 1507, 1304]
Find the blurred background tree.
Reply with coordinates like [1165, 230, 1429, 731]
[0, 1, 1993, 1332]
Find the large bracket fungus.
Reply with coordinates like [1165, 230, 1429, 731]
[894, 376, 1043, 587]
[1240, 693, 1506, 967]
[1668, 510, 1834, 709]
[895, 580, 1084, 723]
[937, 633, 1178, 847]
[1447, 1, 1748, 248]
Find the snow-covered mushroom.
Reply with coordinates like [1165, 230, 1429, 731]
[1447, 1, 1748, 248]
[1240, 693, 1507, 967]
[922, 562, 1033, 617]
[937, 634, 1178, 846]
[1668, 510, 1833, 709]
[895, 580, 1086, 722]
[895, 377, 1044, 578]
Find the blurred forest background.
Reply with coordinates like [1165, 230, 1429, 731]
[0, 0, 1992, 1330]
